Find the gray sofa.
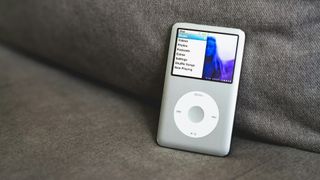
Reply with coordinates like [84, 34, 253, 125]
[0, 0, 319, 179]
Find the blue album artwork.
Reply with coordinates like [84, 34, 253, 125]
[202, 36, 236, 83]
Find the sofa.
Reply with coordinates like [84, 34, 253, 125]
[0, 0, 319, 179]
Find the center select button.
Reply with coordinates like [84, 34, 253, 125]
[188, 106, 204, 123]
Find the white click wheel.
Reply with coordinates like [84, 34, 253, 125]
[174, 91, 219, 138]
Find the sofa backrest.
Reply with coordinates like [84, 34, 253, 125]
[0, 0, 319, 153]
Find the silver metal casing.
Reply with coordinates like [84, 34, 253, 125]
[157, 22, 245, 156]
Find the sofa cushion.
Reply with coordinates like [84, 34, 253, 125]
[0, 0, 319, 152]
[1, 45, 320, 179]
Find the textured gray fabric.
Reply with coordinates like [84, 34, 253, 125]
[1, 45, 320, 180]
[0, 0, 319, 153]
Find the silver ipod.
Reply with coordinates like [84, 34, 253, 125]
[157, 22, 245, 156]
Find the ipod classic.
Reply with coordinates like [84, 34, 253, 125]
[157, 22, 245, 156]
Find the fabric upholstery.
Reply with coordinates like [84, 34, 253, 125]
[0, 0, 319, 153]
[1, 45, 320, 180]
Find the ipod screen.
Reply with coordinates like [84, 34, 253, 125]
[172, 28, 239, 83]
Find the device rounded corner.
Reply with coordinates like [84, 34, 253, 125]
[156, 136, 164, 146]
[238, 29, 245, 39]
[172, 22, 183, 30]
[220, 148, 231, 157]
[219, 144, 231, 157]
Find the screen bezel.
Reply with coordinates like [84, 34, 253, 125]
[171, 28, 239, 84]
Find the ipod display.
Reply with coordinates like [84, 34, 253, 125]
[172, 29, 238, 83]
[157, 23, 245, 156]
